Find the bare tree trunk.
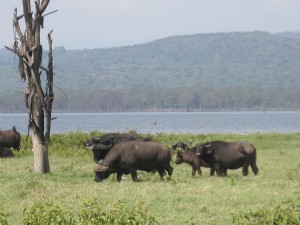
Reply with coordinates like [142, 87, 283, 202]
[5, 0, 55, 173]
[32, 132, 50, 172]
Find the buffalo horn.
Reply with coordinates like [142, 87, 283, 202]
[204, 142, 211, 148]
[94, 142, 113, 150]
[94, 163, 109, 172]
[92, 136, 102, 141]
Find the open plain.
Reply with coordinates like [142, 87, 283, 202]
[0, 132, 299, 224]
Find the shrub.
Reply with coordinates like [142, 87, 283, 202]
[23, 200, 74, 225]
[78, 200, 158, 225]
[22, 199, 158, 225]
[233, 200, 300, 225]
[0, 205, 9, 225]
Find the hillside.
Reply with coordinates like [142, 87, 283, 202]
[1, 31, 300, 112]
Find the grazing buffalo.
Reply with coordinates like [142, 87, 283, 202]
[0, 126, 21, 150]
[93, 141, 173, 182]
[172, 142, 213, 176]
[84, 132, 148, 182]
[93, 168, 112, 182]
[193, 140, 259, 176]
[84, 132, 145, 162]
[0, 146, 14, 158]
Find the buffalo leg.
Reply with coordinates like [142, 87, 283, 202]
[210, 167, 215, 176]
[192, 168, 196, 176]
[165, 165, 173, 177]
[194, 166, 202, 176]
[216, 170, 224, 176]
[242, 164, 249, 176]
[130, 170, 138, 182]
[223, 168, 227, 176]
[197, 167, 202, 176]
[117, 172, 123, 182]
[251, 163, 259, 175]
[250, 152, 259, 175]
[157, 168, 166, 179]
[215, 164, 224, 177]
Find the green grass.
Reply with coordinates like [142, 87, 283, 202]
[0, 132, 300, 224]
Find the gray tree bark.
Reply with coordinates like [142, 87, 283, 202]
[5, 0, 55, 173]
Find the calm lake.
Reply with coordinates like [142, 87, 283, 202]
[0, 111, 300, 134]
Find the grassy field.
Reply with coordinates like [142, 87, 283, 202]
[0, 132, 300, 224]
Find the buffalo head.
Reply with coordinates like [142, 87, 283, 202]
[194, 142, 213, 156]
[84, 132, 144, 162]
[84, 137, 113, 162]
[175, 152, 184, 164]
[93, 163, 117, 182]
[172, 142, 188, 151]
[172, 142, 188, 164]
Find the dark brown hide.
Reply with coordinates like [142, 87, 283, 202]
[96, 141, 173, 182]
[0, 126, 21, 150]
[175, 149, 213, 176]
[85, 133, 148, 182]
[0, 146, 14, 158]
[173, 142, 214, 176]
[194, 140, 259, 176]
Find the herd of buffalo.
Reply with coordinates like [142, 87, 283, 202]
[83, 132, 259, 182]
[1, 126, 259, 182]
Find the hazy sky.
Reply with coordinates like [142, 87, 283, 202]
[1, 0, 300, 50]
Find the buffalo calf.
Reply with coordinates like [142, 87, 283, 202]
[172, 142, 214, 176]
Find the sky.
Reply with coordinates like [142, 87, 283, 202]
[1, 0, 300, 50]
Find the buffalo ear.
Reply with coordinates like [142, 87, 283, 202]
[83, 141, 94, 150]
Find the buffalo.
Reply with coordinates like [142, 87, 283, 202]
[84, 132, 151, 181]
[172, 142, 214, 176]
[84, 132, 145, 162]
[193, 140, 259, 176]
[0, 126, 21, 150]
[93, 141, 173, 182]
[0, 146, 14, 158]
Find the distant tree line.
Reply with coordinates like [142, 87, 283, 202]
[1, 86, 299, 113]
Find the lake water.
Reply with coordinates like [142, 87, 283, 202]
[0, 111, 300, 134]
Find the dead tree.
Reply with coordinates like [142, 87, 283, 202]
[5, 0, 56, 173]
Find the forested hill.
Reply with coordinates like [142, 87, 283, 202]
[1, 31, 300, 112]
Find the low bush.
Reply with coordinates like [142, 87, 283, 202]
[22, 199, 157, 225]
[0, 204, 9, 225]
[233, 199, 300, 225]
